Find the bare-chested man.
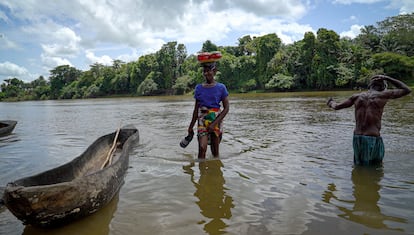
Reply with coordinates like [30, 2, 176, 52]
[327, 75, 411, 165]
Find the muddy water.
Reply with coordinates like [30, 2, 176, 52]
[0, 91, 413, 234]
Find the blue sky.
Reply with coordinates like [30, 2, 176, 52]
[0, 0, 412, 84]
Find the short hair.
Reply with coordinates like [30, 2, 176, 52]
[368, 79, 387, 91]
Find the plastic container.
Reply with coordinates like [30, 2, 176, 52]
[180, 132, 194, 148]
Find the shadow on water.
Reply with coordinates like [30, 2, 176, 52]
[322, 166, 406, 232]
[183, 159, 235, 235]
[22, 194, 119, 235]
[0, 133, 20, 148]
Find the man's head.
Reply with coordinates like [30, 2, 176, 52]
[368, 78, 387, 91]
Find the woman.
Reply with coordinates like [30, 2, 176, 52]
[187, 60, 229, 159]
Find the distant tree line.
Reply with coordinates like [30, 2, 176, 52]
[1, 13, 413, 101]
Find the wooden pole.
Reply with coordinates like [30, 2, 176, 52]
[101, 126, 121, 169]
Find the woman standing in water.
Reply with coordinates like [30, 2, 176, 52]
[186, 52, 229, 159]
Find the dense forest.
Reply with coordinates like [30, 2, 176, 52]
[1, 13, 413, 101]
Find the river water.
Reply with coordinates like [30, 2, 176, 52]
[0, 91, 413, 235]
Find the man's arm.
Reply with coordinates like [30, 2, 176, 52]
[327, 95, 357, 110]
[375, 75, 411, 99]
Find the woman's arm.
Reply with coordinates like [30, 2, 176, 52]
[188, 100, 199, 134]
[209, 96, 229, 131]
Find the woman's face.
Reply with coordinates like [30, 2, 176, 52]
[202, 65, 216, 82]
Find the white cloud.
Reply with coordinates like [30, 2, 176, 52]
[333, 0, 381, 4]
[40, 28, 81, 57]
[212, 0, 307, 19]
[40, 54, 73, 70]
[340, 24, 363, 38]
[0, 0, 407, 83]
[85, 51, 113, 66]
[0, 0, 311, 49]
[390, 0, 414, 14]
[0, 61, 29, 77]
[116, 49, 141, 63]
[333, 0, 414, 13]
[0, 33, 19, 50]
[0, 61, 38, 82]
[0, 10, 9, 22]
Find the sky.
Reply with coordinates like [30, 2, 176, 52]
[0, 0, 413, 84]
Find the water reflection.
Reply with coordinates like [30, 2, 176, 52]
[323, 166, 406, 231]
[183, 159, 234, 234]
[0, 133, 20, 148]
[22, 194, 119, 235]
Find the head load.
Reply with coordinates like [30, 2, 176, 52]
[197, 51, 222, 65]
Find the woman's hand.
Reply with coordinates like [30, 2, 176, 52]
[207, 123, 215, 133]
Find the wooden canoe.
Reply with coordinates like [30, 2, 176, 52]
[2, 125, 139, 227]
[0, 120, 17, 136]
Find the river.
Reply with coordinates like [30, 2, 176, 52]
[0, 91, 413, 235]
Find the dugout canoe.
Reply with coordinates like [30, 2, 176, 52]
[0, 120, 17, 136]
[2, 125, 139, 227]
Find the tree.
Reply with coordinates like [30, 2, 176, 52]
[173, 75, 192, 95]
[376, 13, 414, 56]
[201, 40, 218, 52]
[176, 43, 187, 77]
[252, 33, 282, 88]
[130, 54, 158, 94]
[137, 73, 158, 95]
[84, 84, 100, 98]
[372, 52, 414, 80]
[0, 78, 24, 98]
[265, 74, 295, 91]
[311, 28, 340, 89]
[30, 76, 50, 99]
[297, 32, 316, 88]
[49, 65, 81, 99]
[237, 35, 254, 56]
[215, 53, 238, 90]
[355, 25, 381, 53]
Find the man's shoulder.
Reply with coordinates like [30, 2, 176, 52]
[350, 92, 365, 100]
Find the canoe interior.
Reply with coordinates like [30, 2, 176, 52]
[12, 127, 137, 187]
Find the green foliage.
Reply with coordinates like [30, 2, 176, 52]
[312, 28, 341, 89]
[372, 52, 414, 80]
[84, 84, 100, 98]
[0, 78, 24, 98]
[1, 13, 413, 101]
[376, 13, 414, 56]
[173, 75, 193, 95]
[241, 79, 257, 92]
[201, 40, 218, 52]
[334, 63, 354, 87]
[49, 65, 82, 99]
[137, 73, 158, 95]
[60, 82, 78, 99]
[265, 74, 295, 90]
[253, 33, 282, 88]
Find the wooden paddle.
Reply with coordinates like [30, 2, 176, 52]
[101, 126, 121, 169]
